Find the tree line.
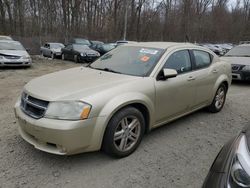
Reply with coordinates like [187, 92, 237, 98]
[0, 0, 249, 44]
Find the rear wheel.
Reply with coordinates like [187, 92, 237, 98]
[102, 107, 145, 158]
[207, 84, 227, 113]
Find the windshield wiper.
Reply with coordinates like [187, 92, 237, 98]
[88, 66, 122, 74]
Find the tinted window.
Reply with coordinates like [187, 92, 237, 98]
[164, 50, 191, 74]
[193, 50, 211, 69]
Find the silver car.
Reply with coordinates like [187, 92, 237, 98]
[14, 42, 231, 157]
[40, 42, 65, 59]
[0, 40, 32, 67]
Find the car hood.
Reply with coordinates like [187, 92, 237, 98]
[0, 50, 29, 57]
[221, 56, 250, 65]
[24, 67, 139, 101]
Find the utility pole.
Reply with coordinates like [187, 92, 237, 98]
[123, 0, 128, 40]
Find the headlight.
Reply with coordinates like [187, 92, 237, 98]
[96, 52, 100, 56]
[242, 65, 250, 72]
[44, 101, 91, 120]
[80, 53, 86, 57]
[229, 135, 250, 187]
[22, 55, 31, 60]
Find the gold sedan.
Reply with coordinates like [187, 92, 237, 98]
[14, 42, 232, 157]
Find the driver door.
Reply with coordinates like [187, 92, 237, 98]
[154, 50, 196, 124]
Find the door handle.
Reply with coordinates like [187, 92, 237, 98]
[187, 76, 196, 81]
[212, 69, 218, 73]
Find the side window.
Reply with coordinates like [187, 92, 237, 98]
[164, 50, 192, 74]
[193, 50, 212, 69]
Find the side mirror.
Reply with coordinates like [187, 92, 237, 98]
[163, 68, 178, 79]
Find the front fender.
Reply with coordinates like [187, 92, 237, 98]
[99, 92, 155, 125]
[90, 92, 155, 150]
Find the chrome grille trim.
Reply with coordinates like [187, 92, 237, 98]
[231, 64, 241, 71]
[20, 93, 49, 119]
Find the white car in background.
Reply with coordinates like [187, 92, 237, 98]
[40, 42, 65, 59]
[222, 44, 250, 81]
[0, 35, 13, 40]
[0, 40, 32, 67]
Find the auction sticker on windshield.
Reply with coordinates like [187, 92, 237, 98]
[139, 48, 159, 55]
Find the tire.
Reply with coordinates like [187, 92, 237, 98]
[74, 54, 78, 63]
[102, 107, 145, 158]
[207, 84, 227, 113]
[62, 53, 65, 60]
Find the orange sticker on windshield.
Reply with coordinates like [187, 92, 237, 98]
[141, 56, 150, 62]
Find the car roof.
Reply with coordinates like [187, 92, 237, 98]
[124, 42, 197, 49]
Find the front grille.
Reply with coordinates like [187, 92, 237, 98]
[231, 64, 241, 71]
[87, 53, 97, 57]
[4, 55, 21, 60]
[20, 93, 49, 119]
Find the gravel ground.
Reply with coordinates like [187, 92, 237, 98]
[0, 57, 249, 188]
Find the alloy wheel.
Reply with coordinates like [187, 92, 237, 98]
[113, 116, 141, 152]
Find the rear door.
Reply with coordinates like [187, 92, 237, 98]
[154, 50, 196, 124]
[190, 50, 219, 107]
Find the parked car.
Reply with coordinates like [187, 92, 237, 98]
[203, 124, 250, 188]
[0, 35, 13, 40]
[95, 43, 116, 55]
[0, 40, 32, 67]
[61, 44, 100, 63]
[116, 40, 137, 46]
[69, 38, 91, 46]
[14, 42, 231, 157]
[222, 44, 250, 81]
[217, 43, 233, 51]
[40, 42, 64, 59]
[201, 43, 226, 56]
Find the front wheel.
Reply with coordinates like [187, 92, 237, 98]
[102, 107, 145, 158]
[74, 54, 79, 63]
[62, 53, 65, 60]
[207, 84, 227, 113]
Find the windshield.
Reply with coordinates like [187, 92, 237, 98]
[0, 41, 25, 50]
[90, 46, 164, 76]
[73, 44, 90, 51]
[73, 38, 91, 46]
[225, 46, 250, 57]
[50, 43, 64, 48]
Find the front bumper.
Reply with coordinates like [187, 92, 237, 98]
[14, 102, 107, 155]
[0, 59, 31, 67]
[232, 71, 250, 81]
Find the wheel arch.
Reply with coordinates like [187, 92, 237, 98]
[93, 93, 154, 150]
